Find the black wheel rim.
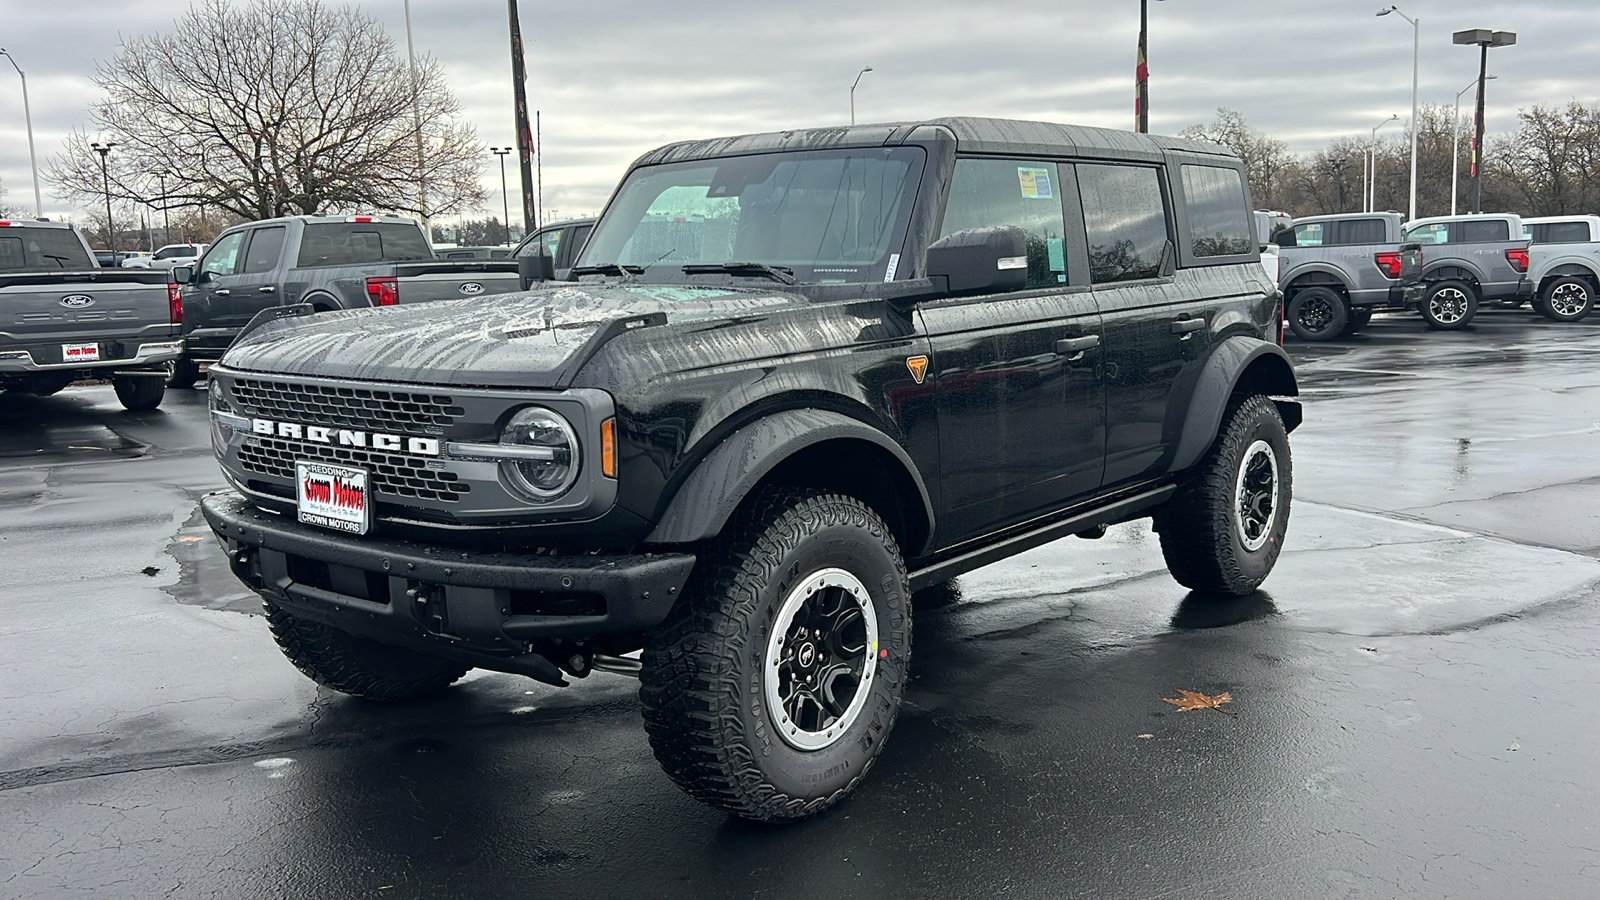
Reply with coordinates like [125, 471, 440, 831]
[1298, 296, 1336, 333]
[764, 568, 878, 751]
[1234, 440, 1279, 552]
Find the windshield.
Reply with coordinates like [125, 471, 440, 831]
[0, 227, 94, 271]
[578, 147, 925, 284]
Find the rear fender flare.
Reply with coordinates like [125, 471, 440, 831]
[644, 408, 935, 553]
[1170, 338, 1301, 474]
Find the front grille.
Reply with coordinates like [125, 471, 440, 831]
[232, 378, 465, 434]
[238, 436, 470, 503]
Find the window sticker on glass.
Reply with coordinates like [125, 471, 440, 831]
[1017, 167, 1054, 199]
[1047, 238, 1066, 280]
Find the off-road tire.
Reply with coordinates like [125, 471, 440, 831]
[113, 375, 165, 411]
[1421, 280, 1478, 329]
[1287, 287, 1348, 341]
[1538, 276, 1594, 323]
[1154, 395, 1291, 596]
[166, 358, 201, 389]
[639, 488, 911, 822]
[264, 602, 469, 701]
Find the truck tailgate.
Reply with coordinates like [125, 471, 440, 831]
[1, 271, 177, 348]
[392, 262, 522, 305]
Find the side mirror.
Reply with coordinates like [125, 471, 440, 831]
[171, 265, 194, 285]
[926, 225, 1029, 296]
[518, 247, 555, 289]
[1272, 231, 1297, 248]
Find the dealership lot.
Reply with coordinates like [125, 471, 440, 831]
[2, 310, 1598, 899]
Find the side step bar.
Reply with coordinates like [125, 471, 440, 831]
[907, 484, 1177, 592]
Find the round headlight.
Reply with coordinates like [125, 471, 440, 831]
[500, 406, 580, 500]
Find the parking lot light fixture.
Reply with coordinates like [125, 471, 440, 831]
[1454, 28, 1516, 213]
[1377, 7, 1420, 221]
[1452, 75, 1495, 216]
[850, 67, 873, 126]
[91, 142, 117, 255]
[0, 49, 41, 219]
[1365, 115, 1399, 213]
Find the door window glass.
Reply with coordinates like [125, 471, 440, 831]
[1336, 218, 1387, 245]
[1179, 165, 1251, 258]
[1291, 222, 1324, 247]
[1459, 219, 1509, 242]
[939, 159, 1068, 286]
[1402, 222, 1449, 244]
[1531, 221, 1591, 243]
[241, 227, 286, 274]
[1077, 164, 1170, 283]
[199, 232, 245, 278]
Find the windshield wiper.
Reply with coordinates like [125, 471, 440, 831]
[682, 262, 797, 285]
[570, 262, 645, 278]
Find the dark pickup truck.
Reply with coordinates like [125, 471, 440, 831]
[202, 117, 1299, 822]
[1, 220, 181, 409]
[171, 215, 524, 386]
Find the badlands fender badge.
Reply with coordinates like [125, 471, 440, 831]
[906, 355, 928, 385]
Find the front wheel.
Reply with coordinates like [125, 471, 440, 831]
[1421, 280, 1478, 329]
[1539, 276, 1594, 322]
[1286, 287, 1348, 341]
[1154, 395, 1292, 596]
[265, 603, 469, 701]
[640, 489, 910, 822]
[112, 375, 165, 411]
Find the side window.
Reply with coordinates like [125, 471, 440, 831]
[1336, 218, 1387, 245]
[1539, 221, 1592, 243]
[1458, 219, 1509, 242]
[241, 227, 286, 274]
[1076, 163, 1170, 284]
[1179, 165, 1251, 258]
[939, 158, 1068, 287]
[1403, 223, 1449, 245]
[199, 232, 245, 278]
[1292, 222, 1324, 247]
[567, 225, 593, 265]
[541, 228, 564, 258]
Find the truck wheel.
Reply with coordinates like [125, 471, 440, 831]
[166, 358, 201, 389]
[1286, 287, 1348, 341]
[1421, 280, 1478, 329]
[640, 488, 910, 822]
[1539, 276, 1594, 322]
[112, 375, 166, 411]
[1154, 395, 1291, 596]
[264, 602, 469, 701]
[1341, 306, 1374, 336]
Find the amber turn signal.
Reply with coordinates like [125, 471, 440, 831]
[600, 418, 616, 478]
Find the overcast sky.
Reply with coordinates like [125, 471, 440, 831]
[0, 0, 1590, 226]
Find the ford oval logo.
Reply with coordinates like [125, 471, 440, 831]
[459, 282, 485, 295]
[60, 295, 96, 309]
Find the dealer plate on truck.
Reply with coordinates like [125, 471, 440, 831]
[62, 342, 99, 362]
[295, 461, 371, 535]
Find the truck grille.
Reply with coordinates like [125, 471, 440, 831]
[231, 378, 465, 434]
[238, 437, 470, 503]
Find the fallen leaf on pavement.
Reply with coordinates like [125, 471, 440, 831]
[1161, 689, 1234, 714]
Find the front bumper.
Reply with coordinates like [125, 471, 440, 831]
[203, 491, 696, 674]
[0, 339, 183, 373]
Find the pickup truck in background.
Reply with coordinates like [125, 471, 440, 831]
[0, 220, 182, 410]
[170, 215, 525, 387]
[1520, 215, 1600, 322]
[1272, 212, 1421, 340]
[1400, 214, 1532, 329]
[511, 217, 596, 281]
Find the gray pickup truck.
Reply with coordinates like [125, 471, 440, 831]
[1, 220, 181, 410]
[1400, 214, 1532, 329]
[1273, 212, 1422, 340]
[171, 215, 524, 386]
[1520, 215, 1600, 322]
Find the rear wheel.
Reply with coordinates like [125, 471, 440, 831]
[112, 375, 165, 411]
[265, 603, 469, 701]
[1154, 395, 1291, 596]
[640, 488, 910, 822]
[1286, 287, 1348, 341]
[1421, 280, 1478, 329]
[166, 358, 201, 389]
[1341, 306, 1374, 336]
[1539, 276, 1594, 322]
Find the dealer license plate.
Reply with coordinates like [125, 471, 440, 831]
[62, 342, 100, 362]
[295, 461, 371, 535]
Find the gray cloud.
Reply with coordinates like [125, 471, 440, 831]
[0, 0, 1589, 223]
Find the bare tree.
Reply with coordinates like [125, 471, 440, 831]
[1488, 102, 1600, 216]
[1180, 108, 1293, 209]
[47, 0, 484, 222]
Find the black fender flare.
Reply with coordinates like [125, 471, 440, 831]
[644, 407, 936, 552]
[1170, 338, 1301, 473]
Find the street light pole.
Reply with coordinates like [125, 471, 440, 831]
[153, 170, 171, 242]
[0, 48, 42, 219]
[1365, 115, 1398, 213]
[1451, 75, 1494, 216]
[403, 0, 428, 236]
[850, 67, 873, 125]
[1454, 28, 1516, 214]
[1377, 7, 1420, 220]
[91, 142, 116, 256]
[491, 147, 512, 245]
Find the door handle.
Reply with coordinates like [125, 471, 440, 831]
[258, 285, 277, 293]
[1055, 335, 1101, 355]
[1170, 318, 1204, 335]
[213, 289, 231, 296]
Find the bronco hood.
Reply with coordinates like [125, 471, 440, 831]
[219, 283, 804, 388]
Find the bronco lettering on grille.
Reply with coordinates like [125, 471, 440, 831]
[251, 418, 441, 457]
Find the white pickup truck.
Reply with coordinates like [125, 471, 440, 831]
[1521, 215, 1600, 322]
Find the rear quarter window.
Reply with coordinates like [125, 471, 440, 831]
[1179, 165, 1252, 258]
[296, 223, 432, 266]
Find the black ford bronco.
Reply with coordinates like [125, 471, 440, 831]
[202, 117, 1300, 822]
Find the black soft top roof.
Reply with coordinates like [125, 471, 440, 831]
[632, 116, 1233, 169]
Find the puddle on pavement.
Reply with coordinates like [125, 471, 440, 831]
[0, 423, 146, 461]
[164, 502, 260, 614]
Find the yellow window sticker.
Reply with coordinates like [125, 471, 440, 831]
[1018, 167, 1053, 199]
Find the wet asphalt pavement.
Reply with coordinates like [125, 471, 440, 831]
[3, 309, 1599, 899]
